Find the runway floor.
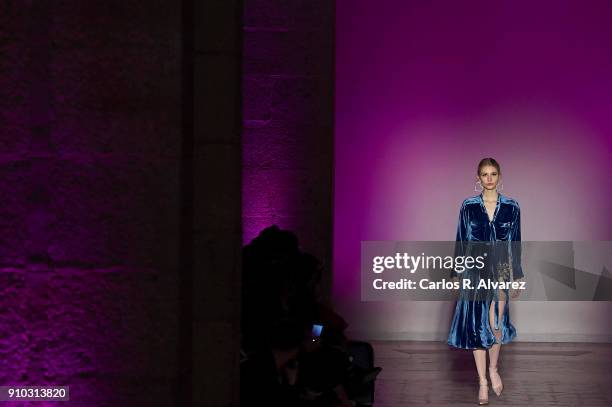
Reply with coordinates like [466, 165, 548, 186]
[369, 340, 612, 406]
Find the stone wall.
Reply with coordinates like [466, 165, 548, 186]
[242, 0, 335, 302]
[0, 1, 183, 405]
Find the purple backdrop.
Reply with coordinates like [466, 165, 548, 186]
[333, 0, 612, 322]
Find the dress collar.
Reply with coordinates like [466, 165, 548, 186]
[479, 192, 501, 223]
[479, 191, 501, 203]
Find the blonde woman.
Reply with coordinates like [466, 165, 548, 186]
[447, 157, 524, 405]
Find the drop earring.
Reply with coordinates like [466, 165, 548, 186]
[497, 183, 504, 192]
[474, 180, 483, 192]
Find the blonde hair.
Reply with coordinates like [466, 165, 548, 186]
[477, 157, 501, 176]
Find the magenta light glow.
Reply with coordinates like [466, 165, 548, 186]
[334, 0, 612, 338]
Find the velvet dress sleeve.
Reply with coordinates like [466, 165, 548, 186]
[510, 203, 524, 280]
[451, 202, 468, 279]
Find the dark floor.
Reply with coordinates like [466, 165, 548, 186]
[370, 340, 612, 406]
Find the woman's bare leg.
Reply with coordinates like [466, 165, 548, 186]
[488, 290, 506, 396]
[473, 349, 487, 382]
[488, 289, 506, 342]
[473, 349, 488, 403]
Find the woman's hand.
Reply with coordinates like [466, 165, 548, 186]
[511, 278, 523, 298]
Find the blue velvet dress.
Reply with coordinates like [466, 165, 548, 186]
[447, 192, 524, 349]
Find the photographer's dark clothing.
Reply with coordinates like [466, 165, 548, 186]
[240, 350, 303, 406]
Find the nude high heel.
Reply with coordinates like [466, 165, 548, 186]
[477, 378, 489, 405]
[488, 366, 503, 396]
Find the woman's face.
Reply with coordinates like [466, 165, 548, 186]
[478, 165, 500, 191]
